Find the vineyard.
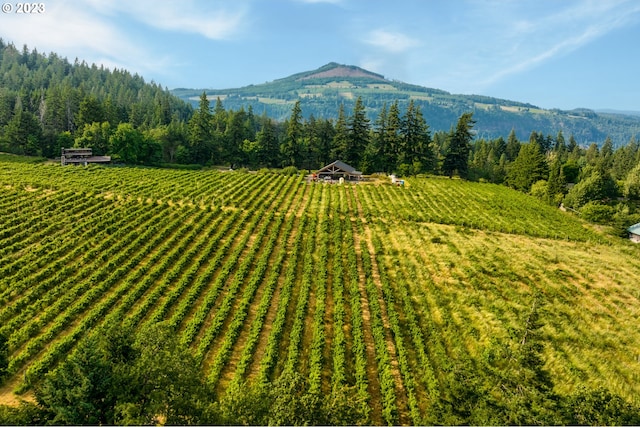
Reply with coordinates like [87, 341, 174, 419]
[1, 155, 640, 424]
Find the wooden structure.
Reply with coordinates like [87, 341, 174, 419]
[61, 148, 111, 166]
[315, 160, 362, 181]
[628, 223, 640, 243]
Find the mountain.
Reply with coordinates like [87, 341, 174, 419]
[173, 62, 640, 146]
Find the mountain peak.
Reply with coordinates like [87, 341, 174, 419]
[295, 62, 386, 82]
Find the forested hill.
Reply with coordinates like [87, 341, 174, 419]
[0, 41, 192, 158]
[173, 62, 640, 147]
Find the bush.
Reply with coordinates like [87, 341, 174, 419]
[280, 166, 299, 176]
[530, 180, 548, 201]
[563, 171, 618, 209]
[580, 202, 616, 224]
[561, 387, 640, 426]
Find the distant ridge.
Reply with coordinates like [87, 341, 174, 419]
[172, 62, 640, 146]
[297, 62, 386, 81]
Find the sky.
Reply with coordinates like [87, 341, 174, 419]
[1, 0, 640, 111]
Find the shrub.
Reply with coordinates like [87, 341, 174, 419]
[580, 202, 615, 224]
[280, 166, 299, 176]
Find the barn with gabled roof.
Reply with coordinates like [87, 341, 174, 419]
[315, 160, 362, 181]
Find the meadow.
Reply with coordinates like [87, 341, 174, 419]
[1, 155, 639, 424]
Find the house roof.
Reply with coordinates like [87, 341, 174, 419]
[316, 160, 361, 175]
[628, 223, 640, 235]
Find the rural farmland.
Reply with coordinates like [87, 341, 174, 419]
[1, 156, 639, 424]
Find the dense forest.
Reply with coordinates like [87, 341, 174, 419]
[0, 41, 192, 161]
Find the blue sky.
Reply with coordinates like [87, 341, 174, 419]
[2, 0, 640, 111]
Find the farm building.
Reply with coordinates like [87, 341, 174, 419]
[628, 223, 640, 243]
[315, 160, 362, 181]
[61, 148, 111, 166]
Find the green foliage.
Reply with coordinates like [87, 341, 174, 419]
[0, 402, 46, 426]
[546, 158, 566, 205]
[35, 323, 210, 425]
[213, 371, 369, 425]
[0, 333, 8, 382]
[580, 202, 616, 224]
[346, 97, 370, 169]
[530, 179, 548, 200]
[443, 112, 475, 178]
[36, 333, 117, 425]
[623, 162, 640, 200]
[562, 387, 640, 425]
[564, 169, 618, 209]
[506, 140, 548, 191]
[280, 165, 299, 176]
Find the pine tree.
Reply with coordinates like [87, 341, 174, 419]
[363, 102, 388, 173]
[187, 92, 214, 164]
[386, 101, 402, 171]
[546, 157, 566, 205]
[282, 100, 303, 167]
[506, 140, 548, 192]
[442, 112, 475, 178]
[256, 117, 280, 168]
[400, 100, 433, 173]
[505, 129, 520, 161]
[346, 96, 369, 169]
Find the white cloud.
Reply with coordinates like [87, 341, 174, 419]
[0, 0, 248, 84]
[93, 0, 247, 40]
[0, 1, 135, 60]
[478, 0, 640, 86]
[364, 29, 419, 54]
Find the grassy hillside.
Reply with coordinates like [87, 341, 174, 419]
[173, 62, 640, 146]
[1, 155, 639, 424]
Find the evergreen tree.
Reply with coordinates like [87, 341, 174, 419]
[363, 102, 388, 173]
[187, 92, 214, 164]
[225, 108, 250, 167]
[612, 136, 639, 180]
[316, 118, 336, 167]
[554, 130, 567, 161]
[505, 129, 520, 162]
[585, 143, 600, 166]
[442, 112, 475, 178]
[281, 100, 303, 167]
[5, 103, 42, 155]
[599, 136, 614, 170]
[546, 157, 566, 205]
[256, 117, 280, 168]
[506, 140, 548, 192]
[36, 334, 117, 425]
[75, 94, 105, 131]
[400, 100, 433, 173]
[386, 101, 402, 171]
[346, 96, 369, 169]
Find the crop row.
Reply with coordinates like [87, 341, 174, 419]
[11, 203, 179, 380]
[205, 179, 307, 386]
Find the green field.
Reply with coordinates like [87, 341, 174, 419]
[1, 156, 639, 424]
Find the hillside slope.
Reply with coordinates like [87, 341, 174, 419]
[1, 156, 639, 424]
[173, 62, 640, 146]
